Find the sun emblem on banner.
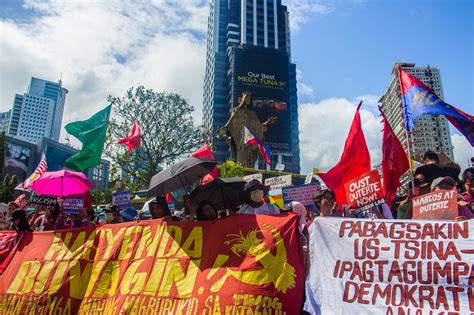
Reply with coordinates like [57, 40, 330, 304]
[221, 223, 296, 293]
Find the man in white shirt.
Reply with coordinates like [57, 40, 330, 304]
[239, 179, 280, 215]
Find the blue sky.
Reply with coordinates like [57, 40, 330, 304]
[293, 0, 473, 111]
[0, 0, 472, 172]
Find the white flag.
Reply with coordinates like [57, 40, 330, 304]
[16, 153, 47, 190]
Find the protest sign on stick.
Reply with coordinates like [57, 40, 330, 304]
[63, 196, 84, 214]
[112, 191, 131, 210]
[344, 169, 384, 217]
[282, 184, 320, 211]
[412, 189, 458, 220]
[264, 175, 292, 191]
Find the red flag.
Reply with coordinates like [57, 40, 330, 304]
[192, 144, 219, 184]
[118, 119, 141, 151]
[318, 102, 371, 206]
[380, 107, 409, 207]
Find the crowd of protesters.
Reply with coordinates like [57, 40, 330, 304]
[1, 151, 473, 234]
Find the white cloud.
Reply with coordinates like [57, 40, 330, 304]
[0, 0, 208, 142]
[285, 0, 334, 32]
[296, 69, 314, 98]
[355, 94, 381, 108]
[451, 133, 474, 171]
[298, 97, 383, 174]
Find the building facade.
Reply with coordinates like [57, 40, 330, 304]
[8, 77, 68, 144]
[0, 110, 10, 133]
[380, 63, 454, 161]
[203, 0, 300, 173]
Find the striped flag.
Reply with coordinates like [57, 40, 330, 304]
[16, 153, 47, 190]
[244, 126, 271, 165]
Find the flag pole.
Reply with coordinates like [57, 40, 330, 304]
[397, 65, 416, 194]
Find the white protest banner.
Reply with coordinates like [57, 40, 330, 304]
[242, 173, 263, 183]
[282, 183, 320, 211]
[412, 189, 458, 220]
[264, 175, 292, 190]
[112, 191, 131, 210]
[305, 218, 474, 315]
[63, 196, 84, 214]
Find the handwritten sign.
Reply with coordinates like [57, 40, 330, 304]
[13, 194, 27, 210]
[344, 169, 384, 210]
[412, 189, 458, 220]
[282, 184, 320, 211]
[265, 175, 292, 190]
[112, 191, 131, 210]
[242, 173, 263, 183]
[63, 196, 84, 214]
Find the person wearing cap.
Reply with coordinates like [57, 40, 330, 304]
[120, 207, 139, 222]
[150, 196, 173, 220]
[10, 209, 32, 232]
[414, 151, 460, 185]
[431, 176, 473, 220]
[396, 178, 431, 219]
[238, 179, 280, 215]
[313, 189, 340, 217]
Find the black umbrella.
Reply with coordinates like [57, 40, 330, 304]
[147, 157, 217, 197]
[190, 177, 246, 210]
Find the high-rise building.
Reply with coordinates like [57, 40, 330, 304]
[8, 77, 68, 144]
[380, 63, 454, 161]
[203, 0, 300, 173]
[0, 110, 10, 133]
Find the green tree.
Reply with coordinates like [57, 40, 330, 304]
[218, 160, 245, 178]
[0, 175, 18, 203]
[105, 86, 207, 189]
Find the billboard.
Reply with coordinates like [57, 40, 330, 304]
[5, 142, 32, 181]
[231, 47, 291, 153]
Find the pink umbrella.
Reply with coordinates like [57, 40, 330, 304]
[30, 170, 94, 197]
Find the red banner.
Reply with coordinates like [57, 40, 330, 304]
[0, 232, 22, 273]
[412, 189, 459, 220]
[0, 214, 304, 314]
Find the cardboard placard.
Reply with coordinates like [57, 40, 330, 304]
[412, 189, 458, 220]
[14, 194, 27, 210]
[264, 175, 292, 190]
[344, 169, 385, 210]
[282, 183, 320, 211]
[242, 173, 263, 183]
[63, 196, 84, 214]
[112, 191, 131, 210]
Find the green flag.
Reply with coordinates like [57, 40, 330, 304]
[65, 105, 111, 171]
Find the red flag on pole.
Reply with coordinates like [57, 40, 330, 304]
[318, 102, 371, 206]
[117, 119, 141, 151]
[192, 144, 219, 184]
[380, 107, 409, 207]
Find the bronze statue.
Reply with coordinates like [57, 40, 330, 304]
[223, 92, 276, 167]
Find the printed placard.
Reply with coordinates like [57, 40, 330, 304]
[412, 189, 458, 220]
[63, 196, 84, 214]
[282, 183, 320, 211]
[344, 169, 385, 210]
[30, 194, 59, 207]
[112, 191, 131, 210]
[264, 175, 292, 190]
